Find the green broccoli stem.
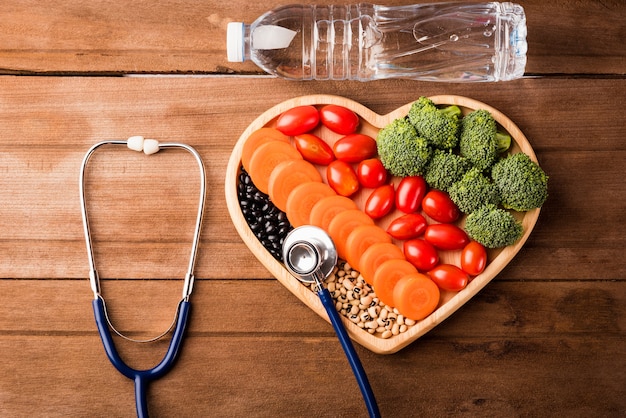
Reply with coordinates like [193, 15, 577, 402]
[496, 132, 512, 153]
[441, 105, 462, 119]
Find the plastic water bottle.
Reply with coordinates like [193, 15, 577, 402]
[227, 2, 527, 82]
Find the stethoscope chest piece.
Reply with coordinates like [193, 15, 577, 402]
[282, 226, 337, 285]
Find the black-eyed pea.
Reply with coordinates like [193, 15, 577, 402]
[360, 312, 372, 323]
[405, 318, 416, 326]
[392, 323, 400, 336]
[364, 320, 377, 329]
[397, 315, 405, 326]
[367, 306, 379, 319]
[381, 330, 392, 339]
[350, 304, 359, 315]
[400, 324, 408, 333]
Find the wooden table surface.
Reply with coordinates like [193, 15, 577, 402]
[1, 1, 624, 417]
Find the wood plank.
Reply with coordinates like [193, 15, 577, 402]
[2, 279, 624, 338]
[0, 1, 624, 75]
[1, 333, 623, 417]
[0, 77, 624, 281]
[2, 279, 624, 415]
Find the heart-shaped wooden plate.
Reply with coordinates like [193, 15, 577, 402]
[225, 94, 540, 354]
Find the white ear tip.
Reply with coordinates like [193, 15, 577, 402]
[143, 139, 160, 155]
[127, 135, 144, 151]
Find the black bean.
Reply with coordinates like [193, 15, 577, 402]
[237, 167, 293, 261]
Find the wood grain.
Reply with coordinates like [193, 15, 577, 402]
[0, 1, 624, 76]
[1, 77, 623, 280]
[1, 1, 625, 414]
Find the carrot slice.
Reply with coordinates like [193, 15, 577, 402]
[327, 209, 374, 262]
[344, 224, 392, 272]
[268, 159, 322, 213]
[393, 273, 440, 321]
[242, 127, 290, 173]
[373, 259, 418, 308]
[248, 140, 302, 195]
[285, 182, 336, 228]
[309, 195, 358, 232]
[359, 242, 404, 285]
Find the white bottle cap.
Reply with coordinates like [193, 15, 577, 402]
[227, 22, 245, 62]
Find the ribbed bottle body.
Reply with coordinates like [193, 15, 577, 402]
[236, 2, 526, 82]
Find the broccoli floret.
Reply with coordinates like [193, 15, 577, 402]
[424, 149, 471, 191]
[459, 109, 511, 170]
[407, 96, 462, 149]
[448, 167, 501, 214]
[464, 204, 523, 248]
[376, 117, 432, 177]
[491, 153, 548, 211]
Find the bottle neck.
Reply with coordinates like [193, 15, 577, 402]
[242, 24, 251, 61]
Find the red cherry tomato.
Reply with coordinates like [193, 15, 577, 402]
[404, 239, 439, 271]
[461, 241, 487, 276]
[386, 213, 427, 240]
[396, 176, 427, 214]
[294, 134, 335, 165]
[424, 224, 469, 250]
[364, 184, 395, 219]
[428, 264, 469, 291]
[332, 134, 377, 163]
[357, 158, 387, 188]
[276, 105, 319, 136]
[422, 190, 460, 223]
[319, 105, 360, 135]
[326, 160, 359, 197]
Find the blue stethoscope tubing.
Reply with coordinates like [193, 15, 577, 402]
[282, 227, 381, 417]
[79, 139, 206, 418]
[92, 297, 190, 418]
[318, 287, 381, 418]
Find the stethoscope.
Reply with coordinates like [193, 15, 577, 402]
[79, 136, 206, 418]
[283, 226, 381, 418]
